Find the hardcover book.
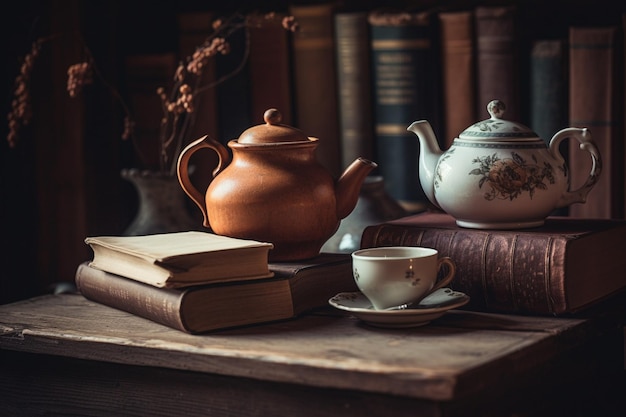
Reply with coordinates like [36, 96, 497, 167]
[289, 2, 342, 177]
[248, 12, 294, 125]
[360, 211, 626, 315]
[177, 12, 219, 142]
[368, 10, 439, 212]
[530, 39, 568, 143]
[530, 39, 569, 217]
[334, 11, 375, 167]
[569, 26, 624, 219]
[474, 5, 521, 121]
[215, 21, 252, 143]
[124, 53, 178, 169]
[84, 232, 274, 288]
[439, 10, 476, 147]
[75, 253, 355, 333]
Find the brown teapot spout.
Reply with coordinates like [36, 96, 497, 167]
[335, 158, 378, 220]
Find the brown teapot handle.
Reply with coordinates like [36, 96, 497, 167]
[176, 135, 231, 228]
[549, 128, 602, 208]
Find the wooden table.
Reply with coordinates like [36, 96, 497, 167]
[1, 293, 625, 416]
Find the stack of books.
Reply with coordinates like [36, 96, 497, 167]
[76, 231, 356, 333]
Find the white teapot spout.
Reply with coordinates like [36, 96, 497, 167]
[407, 120, 444, 208]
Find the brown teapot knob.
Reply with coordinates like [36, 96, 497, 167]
[264, 108, 282, 125]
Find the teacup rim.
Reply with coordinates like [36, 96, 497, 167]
[352, 246, 438, 260]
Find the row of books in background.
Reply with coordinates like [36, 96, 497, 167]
[127, 1, 625, 218]
[76, 231, 355, 333]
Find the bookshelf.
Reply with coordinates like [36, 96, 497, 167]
[2, 0, 625, 303]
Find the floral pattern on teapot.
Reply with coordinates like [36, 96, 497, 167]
[470, 152, 556, 201]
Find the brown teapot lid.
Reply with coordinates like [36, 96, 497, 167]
[237, 109, 311, 144]
[458, 100, 539, 142]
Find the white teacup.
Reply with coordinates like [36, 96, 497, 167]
[351, 246, 456, 310]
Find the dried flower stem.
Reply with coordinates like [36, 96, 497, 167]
[7, 33, 135, 148]
[7, 11, 298, 177]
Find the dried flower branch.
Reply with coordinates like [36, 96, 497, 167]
[7, 34, 134, 148]
[155, 11, 298, 176]
[7, 38, 44, 148]
[7, 11, 298, 177]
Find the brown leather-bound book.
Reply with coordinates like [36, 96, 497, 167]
[474, 5, 521, 121]
[360, 212, 626, 315]
[334, 11, 375, 167]
[439, 10, 476, 147]
[75, 253, 355, 333]
[289, 2, 342, 177]
[248, 13, 294, 125]
[569, 26, 624, 219]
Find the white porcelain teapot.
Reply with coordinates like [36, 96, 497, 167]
[407, 100, 602, 229]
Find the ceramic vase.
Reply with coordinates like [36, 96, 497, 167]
[121, 169, 200, 236]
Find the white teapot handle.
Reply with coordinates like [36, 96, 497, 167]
[549, 128, 602, 208]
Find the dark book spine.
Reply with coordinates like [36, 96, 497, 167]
[369, 12, 438, 211]
[177, 12, 220, 143]
[125, 53, 178, 169]
[569, 26, 624, 219]
[475, 5, 521, 121]
[248, 15, 294, 125]
[215, 23, 252, 144]
[334, 11, 375, 167]
[289, 3, 342, 177]
[530, 40, 568, 143]
[530, 39, 569, 216]
[439, 10, 476, 147]
[360, 223, 569, 315]
[75, 263, 188, 332]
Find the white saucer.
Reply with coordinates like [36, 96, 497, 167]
[328, 288, 470, 328]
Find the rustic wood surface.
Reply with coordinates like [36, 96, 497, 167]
[1, 294, 625, 416]
[0, 294, 597, 401]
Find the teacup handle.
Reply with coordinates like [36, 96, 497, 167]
[428, 257, 456, 295]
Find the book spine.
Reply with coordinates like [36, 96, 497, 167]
[369, 12, 438, 211]
[215, 22, 252, 144]
[125, 53, 178, 169]
[289, 3, 342, 177]
[439, 10, 476, 147]
[248, 14, 294, 125]
[530, 40, 568, 143]
[360, 224, 568, 314]
[176, 12, 221, 193]
[334, 11, 375, 167]
[177, 12, 220, 142]
[475, 5, 521, 121]
[569, 26, 624, 219]
[75, 263, 188, 332]
[529, 39, 569, 216]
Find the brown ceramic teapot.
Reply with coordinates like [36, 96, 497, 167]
[177, 109, 377, 261]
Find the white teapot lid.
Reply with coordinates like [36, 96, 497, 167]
[458, 100, 539, 142]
